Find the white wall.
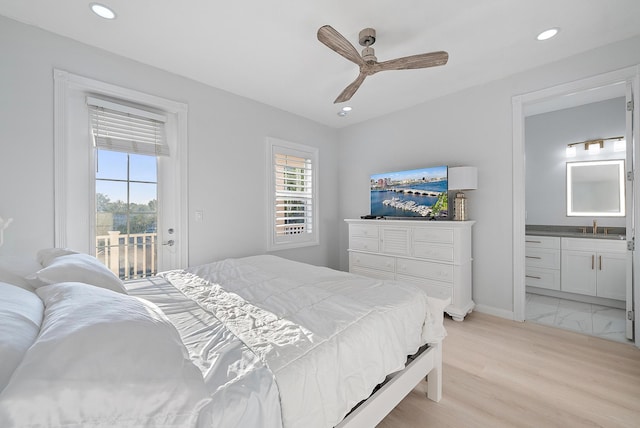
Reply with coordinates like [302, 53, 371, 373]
[3, 14, 640, 317]
[337, 35, 640, 316]
[525, 98, 627, 227]
[0, 16, 340, 268]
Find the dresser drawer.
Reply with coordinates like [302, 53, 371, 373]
[413, 242, 454, 262]
[525, 235, 560, 250]
[349, 223, 379, 239]
[396, 258, 453, 283]
[525, 267, 560, 290]
[525, 248, 560, 269]
[349, 236, 379, 252]
[397, 275, 453, 300]
[413, 227, 454, 244]
[351, 265, 396, 280]
[350, 252, 395, 272]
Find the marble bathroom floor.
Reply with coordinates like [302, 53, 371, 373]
[526, 293, 630, 343]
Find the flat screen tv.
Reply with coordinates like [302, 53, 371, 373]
[370, 165, 448, 218]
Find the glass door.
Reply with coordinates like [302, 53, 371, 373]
[95, 150, 158, 280]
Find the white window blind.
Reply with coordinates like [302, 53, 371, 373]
[275, 152, 313, 236]
[267, 138, 318, 250]
[87, 96, 169, 156]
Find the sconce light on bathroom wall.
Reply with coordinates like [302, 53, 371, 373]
[566, 136, 625, 158]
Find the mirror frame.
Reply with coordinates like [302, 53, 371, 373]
[566, 159, 625, 217]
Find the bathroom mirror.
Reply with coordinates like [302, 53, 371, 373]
[566, 160, 625, 216]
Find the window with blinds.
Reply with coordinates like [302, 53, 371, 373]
[267, 138, 319, 250]
[87, 96, 169, 156]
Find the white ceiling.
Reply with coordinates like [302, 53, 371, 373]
[2, 0, 640, 128]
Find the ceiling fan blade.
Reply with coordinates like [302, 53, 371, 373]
[317, 25, 364, 66]
[374, 51, 449, 72]
[334, 72, 367, 103]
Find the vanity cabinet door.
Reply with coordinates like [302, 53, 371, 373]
[596, 251, 626, 300]
[561, 250, 597, 296]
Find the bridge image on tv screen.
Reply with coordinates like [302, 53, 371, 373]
[370, 166, 448, 218]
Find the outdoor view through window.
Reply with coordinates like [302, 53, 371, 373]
[95, 149, 158, 280]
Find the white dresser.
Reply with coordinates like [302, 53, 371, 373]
[346, 219, 475, 321]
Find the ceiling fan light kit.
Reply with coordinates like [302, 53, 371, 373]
[317, 25, 449, 103]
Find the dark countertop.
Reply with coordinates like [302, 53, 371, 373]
[526, 225, 626, 240]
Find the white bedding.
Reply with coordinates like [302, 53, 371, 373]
[125, 276, 283, 428]
[163, 254, 446, 428]
[0, 253, 445, 428]
[0, 282, 212, 428]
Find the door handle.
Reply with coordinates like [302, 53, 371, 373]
[599, 255, 602, 270]
[163, 240, 175, 247]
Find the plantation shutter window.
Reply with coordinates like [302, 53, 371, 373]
[87, 96, 169, 156]
[267, 138, 319, 250]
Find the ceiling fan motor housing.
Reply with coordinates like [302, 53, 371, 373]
[358, 28, 376, 46]
[359, 28, 377, 63]
[361, 47, 377, 64]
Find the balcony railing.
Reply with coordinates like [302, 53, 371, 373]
[96, 231, 157, 280]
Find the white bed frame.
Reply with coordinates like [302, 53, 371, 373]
[336, 341, 442, 427]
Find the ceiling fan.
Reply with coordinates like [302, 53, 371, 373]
[317, 25, 449, 103]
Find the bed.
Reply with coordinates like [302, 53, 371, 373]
[0, 250, 447, 428]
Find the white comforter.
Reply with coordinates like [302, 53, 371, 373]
[125, 276, 283, 428]
[164, 255, 446, 428]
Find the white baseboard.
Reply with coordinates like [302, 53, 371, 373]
[473, 304, 516, 321]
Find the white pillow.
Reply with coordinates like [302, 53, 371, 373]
[0, 282, 211, 428]
[0, 256, 42, 292]
[0, 282, 43, 392]
[36, 247, 80, 266]
[27, 253, 127, 294]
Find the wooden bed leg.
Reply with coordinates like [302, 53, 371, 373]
[426, 341, 442, 402]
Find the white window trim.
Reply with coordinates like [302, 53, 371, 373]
[266, 137, 319, 251]
[53, 69, 189, 270]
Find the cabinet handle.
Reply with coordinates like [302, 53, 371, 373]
[525, 275, 541, 280]
[599, 255, 602, 271]
[591, 254, 595, 270]
[526, 240, 542, 244]
[525, 256, 542, 259]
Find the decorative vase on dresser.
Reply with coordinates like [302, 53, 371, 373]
[345, 219, 475, 321]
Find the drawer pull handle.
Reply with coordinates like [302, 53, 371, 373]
[526, 240, 542, 243]
[592, 254, 595, 270]
[525, 256, 542, 259]
[599, 255, 602, 271]
[526, 275, 541, 280]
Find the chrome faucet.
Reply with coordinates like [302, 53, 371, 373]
[593, 219, 597, 235]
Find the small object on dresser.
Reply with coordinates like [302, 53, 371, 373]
[448, 167, 478, 221]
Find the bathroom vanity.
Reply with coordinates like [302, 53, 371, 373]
[525, 225, 627, 306]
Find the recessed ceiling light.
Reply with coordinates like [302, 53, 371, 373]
[337, 111, 347, 117]
[90, 3, 116, 20]
[341, 106, 353, 112]
[537, 28, 559, 41]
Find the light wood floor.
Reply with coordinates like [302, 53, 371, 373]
[378, 311, 640, 428]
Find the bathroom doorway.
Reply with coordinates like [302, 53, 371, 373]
[512, 67, 639, 346]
